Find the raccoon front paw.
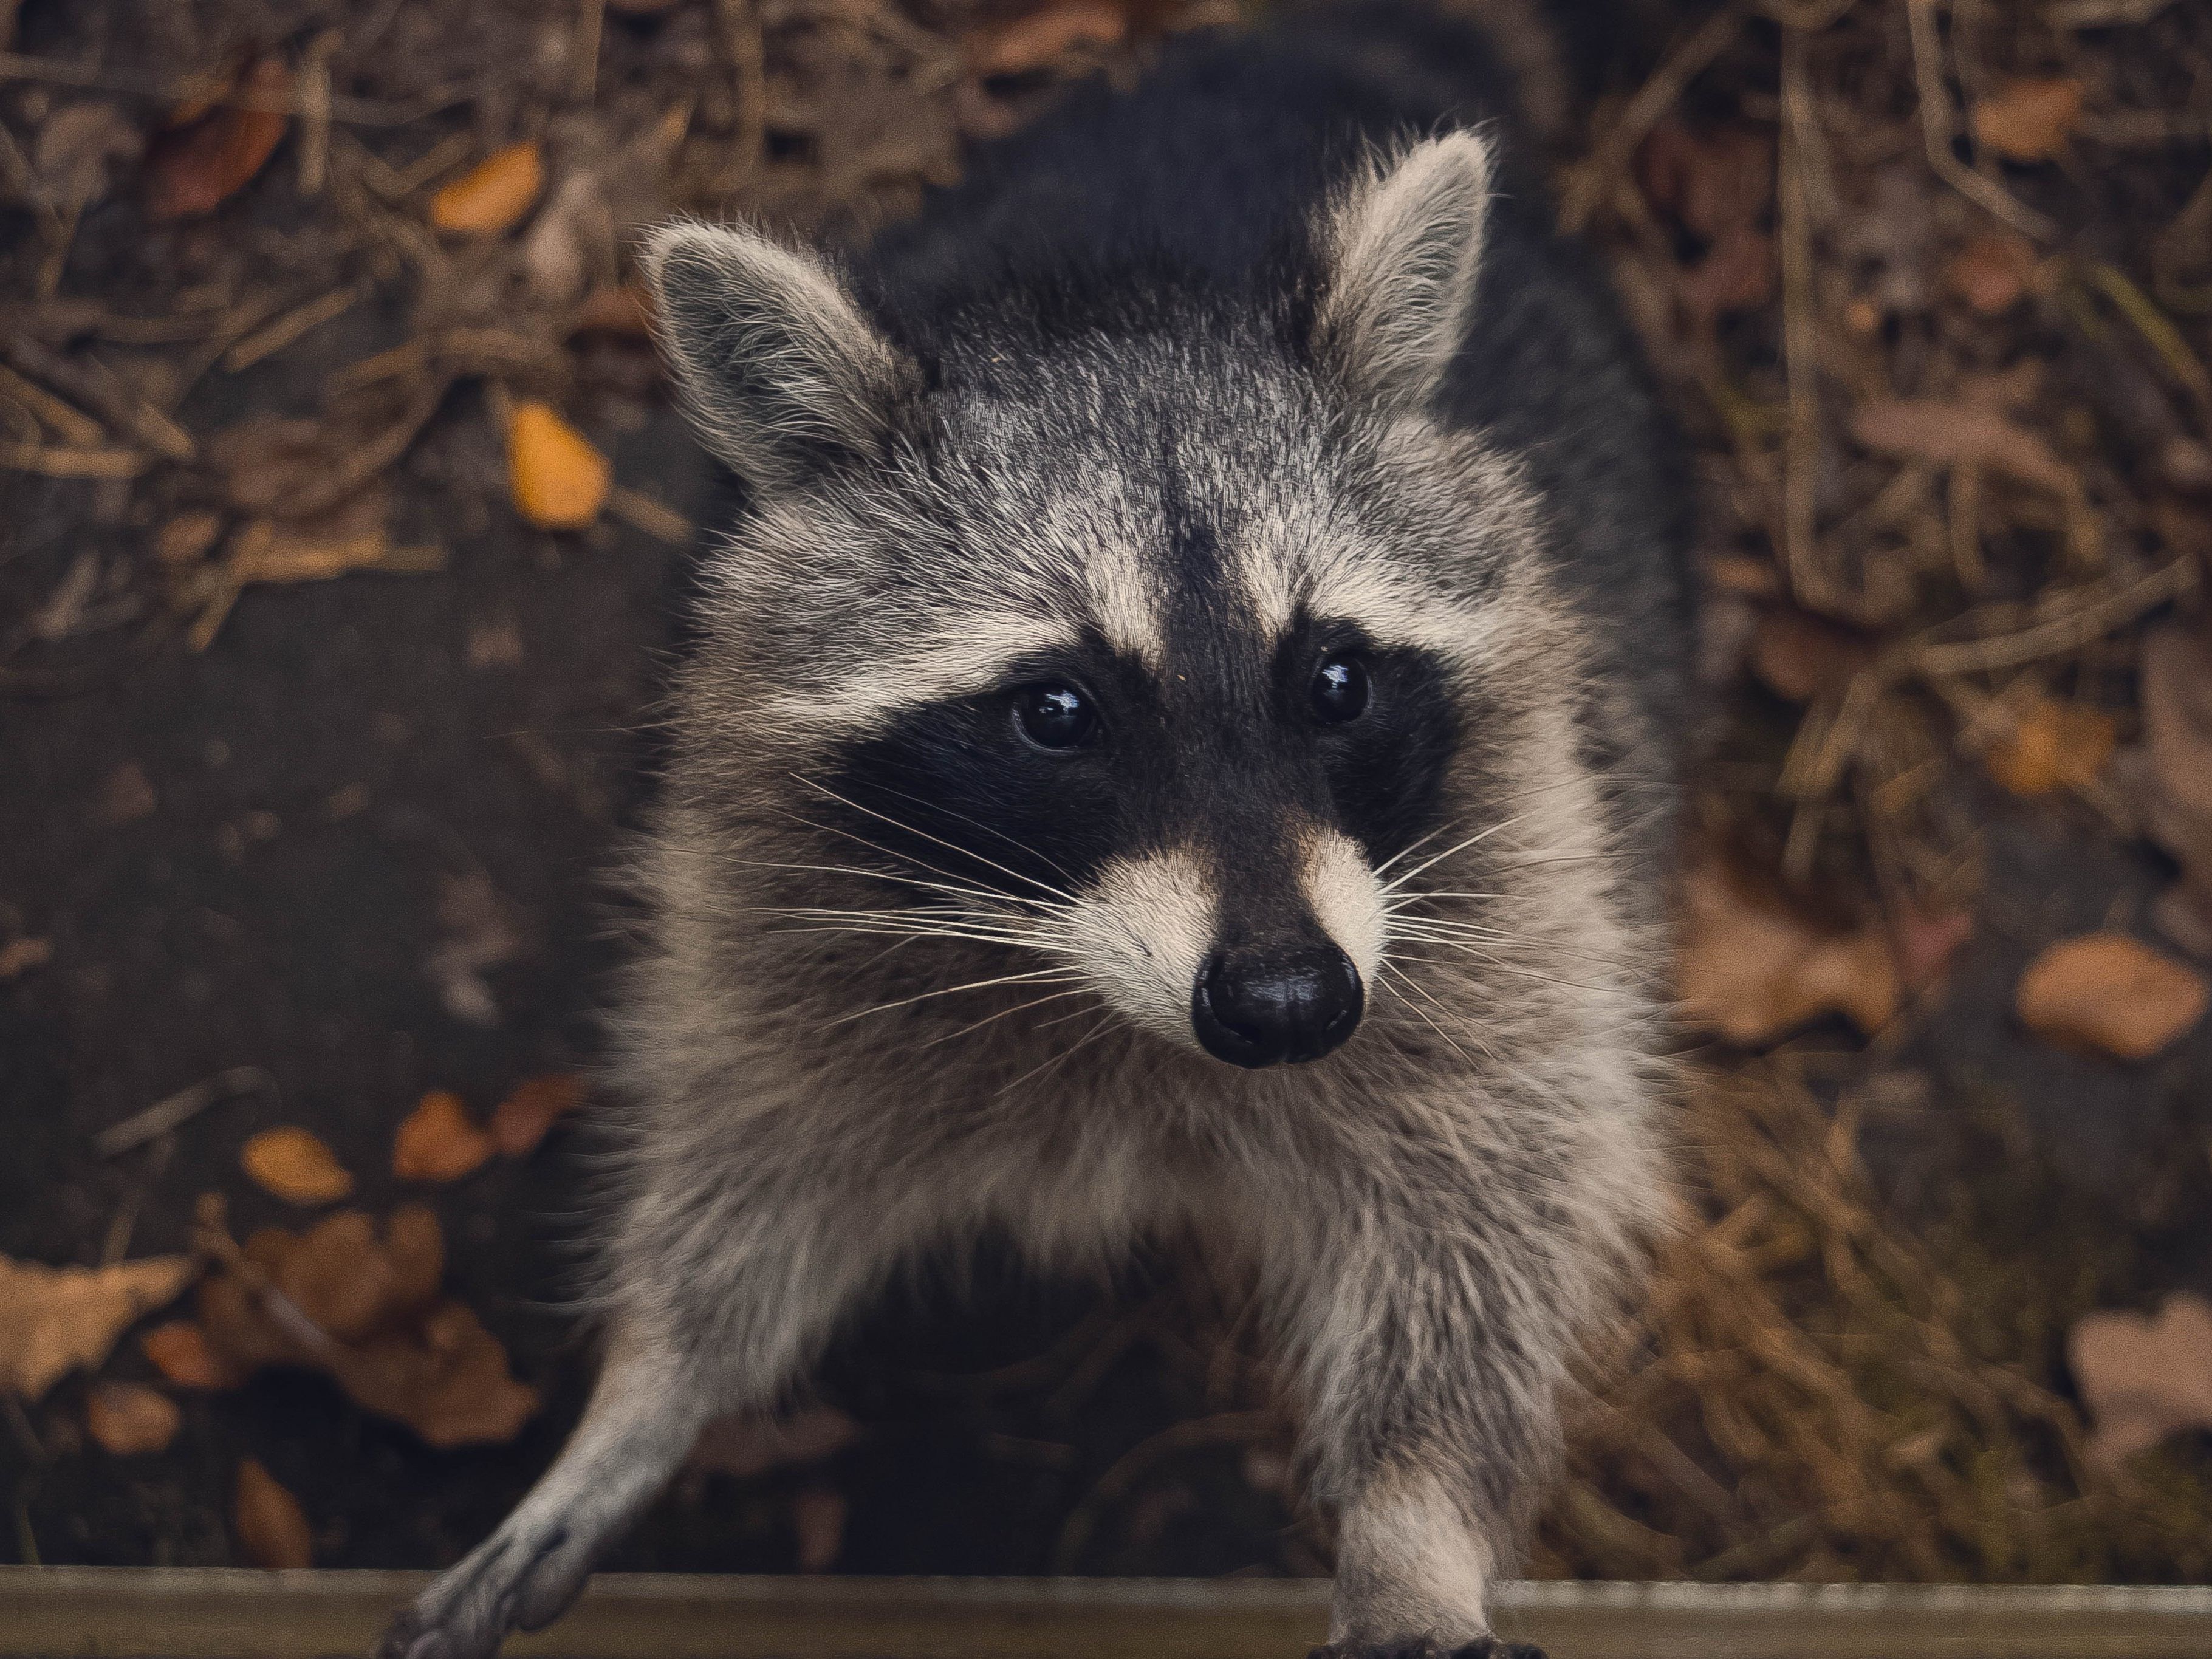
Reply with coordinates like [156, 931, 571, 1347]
[375, 1524, 594, 1659]
[1306, 1643, 1546, 1659]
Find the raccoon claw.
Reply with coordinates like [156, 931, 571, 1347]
[1305, 1644, 1545, 1659]
[374, 1526, 591, 1659]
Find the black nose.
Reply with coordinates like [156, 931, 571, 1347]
[1191, 943, 1364, 1068]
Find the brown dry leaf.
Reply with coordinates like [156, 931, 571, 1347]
[431, 142, 545, 235]
[1676, 859, 1901, 1045]
[688, 1405, 862, 1480]
[508, 400, 610, 530]
[1982, 697, 2117, 796]
[393, 1091, 496, 1182]
[1637, 120, 1772, 244]
[1893, 903, 1975, 991]
[233, 1458, 313, 1569]
[1849, 399, 2074, 496]
[142, 1319, 238, 1389]
[2016, 934, 2209, 1061]
[0, 1255, 194, 1400]
[144, 56, 290, 220]
[84, 1380, 182, 1455]
[792, 1486, 847, 1573]
[240, 1127, 354, 1205]
[0, 937, 51, 980]
[1750, 607, 1875, 703]
[490, 1073, 583, 1158]
[1943, 233, 2035, 315]
[196, 1207, 537, 1448]
[970, 2, 1129, 77]
[1972, 78, 2084, 163]
[2068, 1293, 2212, 1470]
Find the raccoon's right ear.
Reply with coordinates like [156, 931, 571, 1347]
[643, 221, 916, 492]
[1313, 131, 1495, 416]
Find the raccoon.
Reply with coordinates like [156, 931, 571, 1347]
[379, 2, 1691, 1655]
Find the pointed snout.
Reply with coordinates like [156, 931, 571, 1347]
[1190, 940, 1365, 1068]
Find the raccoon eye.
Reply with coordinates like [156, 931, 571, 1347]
[1014, 682, 1097, 750]
[1310, 652, 1370, 724]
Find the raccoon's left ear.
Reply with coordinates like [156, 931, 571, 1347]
[644, 219, 916, 493]
[1313, 131, 1495, 415]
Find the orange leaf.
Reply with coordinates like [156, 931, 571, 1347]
[1972, 78, 2084, 163]
[142, 1319, 237, 1389]
[240, 1127, 354, 1205]
[233, 1458, 313, 1569]
[1982, 697, 2115, 796]
[507, 401, 609, 530]
[143, 56, 290, 221]
[393, 1091, 497, 1182]
[490, 1073, 583, 1157]
[1749, 607, 1875, 703]
[1676, 859, 1900, 1045]
[0, 1256, 195, 1401]
[84, 1381, 182, 1455]
[2069, 1293, 2212, 1470]
[430, 142, 544, 235]
[2016, 934, 2208, 1061]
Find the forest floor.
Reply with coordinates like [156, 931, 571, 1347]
[3, 0, 2212, 1592]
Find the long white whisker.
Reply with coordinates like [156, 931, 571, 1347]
[826, 967, 1086, 1028]
[917, 986, 1099, 1050]
[793, 776, 1076, 905]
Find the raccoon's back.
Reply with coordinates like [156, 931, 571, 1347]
[864, 2, 1530, 316]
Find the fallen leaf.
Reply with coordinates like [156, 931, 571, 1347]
[144, 56, 290, 220]
[1972, 77, 2084, 163]
[0, 937, 51, 980]
[969, 2, 1129, 77]
[687, 1406, 863, 1480]
[241, 1127, 354, 1205]
[1982, 697, 2117, 796]
[2069, 1293, 2212, 1469]
[1944, 233, 2035, 314]
[1750, 607, 1875, 703]
[233, 1458, 313, 1569]
[393, 1091, 497, 1182]
[84, 1381, 182, 1455]
[142, 1319, 238, 1389]
[1637, 120, 1773, 244]
[490, 1073, 583, 1157]
[1676, 858, 1900, 1044]
[1849, 399, 2076, 496]
[430, 142, 544, 235]
[2016, 933, 2209, 1061]
[196, 1206, 537, 1448]
[792, 1486, 846, 1573]
[519, 170, 618, 314]
[508, 400, 609, 530]
[0, 1256, 194, 1401]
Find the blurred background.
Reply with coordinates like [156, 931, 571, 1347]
[2, 0, 2211, 1593]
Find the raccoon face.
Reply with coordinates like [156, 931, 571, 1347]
[649, 134, 1550, 1072]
